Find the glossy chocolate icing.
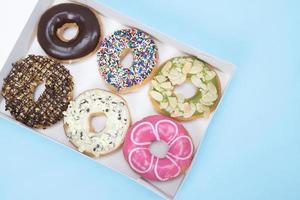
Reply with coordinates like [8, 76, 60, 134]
[37, 3, 101, 60]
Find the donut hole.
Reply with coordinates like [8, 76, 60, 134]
[174, 81, 197, 99]
[33, 82, 46, 102]
[56, 23, 79, 42]
[89, 113, 107, 133]
[120, 49, 134, 69]
[150, 140, 169, 158]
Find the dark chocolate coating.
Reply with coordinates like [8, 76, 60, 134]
[37, 3, 101, 60]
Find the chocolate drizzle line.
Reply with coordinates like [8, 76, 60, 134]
[1, 55, 74, 128]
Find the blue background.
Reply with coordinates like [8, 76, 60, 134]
[1, 0, 299, 199]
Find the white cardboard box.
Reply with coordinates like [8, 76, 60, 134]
[0, 0, 236, 199]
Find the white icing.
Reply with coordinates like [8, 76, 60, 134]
[63, 89, 130, 157]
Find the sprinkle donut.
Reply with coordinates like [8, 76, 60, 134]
[123, 115, 193, 181]
[63, 89, 131, 157]
[1, 55, 73, 128]
[149, 56, 221, 121]
[97, 28, 158, 93]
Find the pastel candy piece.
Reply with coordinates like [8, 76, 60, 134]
[123, 115, 194, 181]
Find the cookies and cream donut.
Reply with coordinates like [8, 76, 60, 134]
[97, 28, 158, 93]
[1, 55, 73, 128]
[149, 56, 221, 121]
[123, 115, 193, 181]
[63, 89, 131, 157]
[37, 3, 102, 62]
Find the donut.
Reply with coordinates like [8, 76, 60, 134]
[63, 89, 131, 157]
[149, 56, 221, 121]
[123, 115, 193, 181]
[37, 3, 102, 62]
[97, 28, 158, 93]
[1, 55, 73, 128]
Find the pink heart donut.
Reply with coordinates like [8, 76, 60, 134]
[123, 115, 194, 181]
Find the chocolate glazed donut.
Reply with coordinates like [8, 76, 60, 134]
[37, 3, 101, 61]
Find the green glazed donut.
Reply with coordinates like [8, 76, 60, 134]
[149, 56, 221, 121]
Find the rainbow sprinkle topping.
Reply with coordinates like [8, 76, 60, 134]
[97, 28, 158, 91]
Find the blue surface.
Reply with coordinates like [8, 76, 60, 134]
[1, 0, 299, 199]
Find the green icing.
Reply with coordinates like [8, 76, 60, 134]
[150, 56, 220, 118]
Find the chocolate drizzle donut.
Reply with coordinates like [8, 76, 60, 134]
[1, 55, 73, 128]
[37, 3, 101, 61]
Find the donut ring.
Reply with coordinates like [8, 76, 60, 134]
[63, 89, 131, 157]
[149, 56, 221, 121]
[1, 55, 73, 128]
[123, 115, 194, 181]
[97, 28, 158, 93]
[37, 3, 102, 62]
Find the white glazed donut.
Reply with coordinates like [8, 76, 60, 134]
[63, 89, 131, 157]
